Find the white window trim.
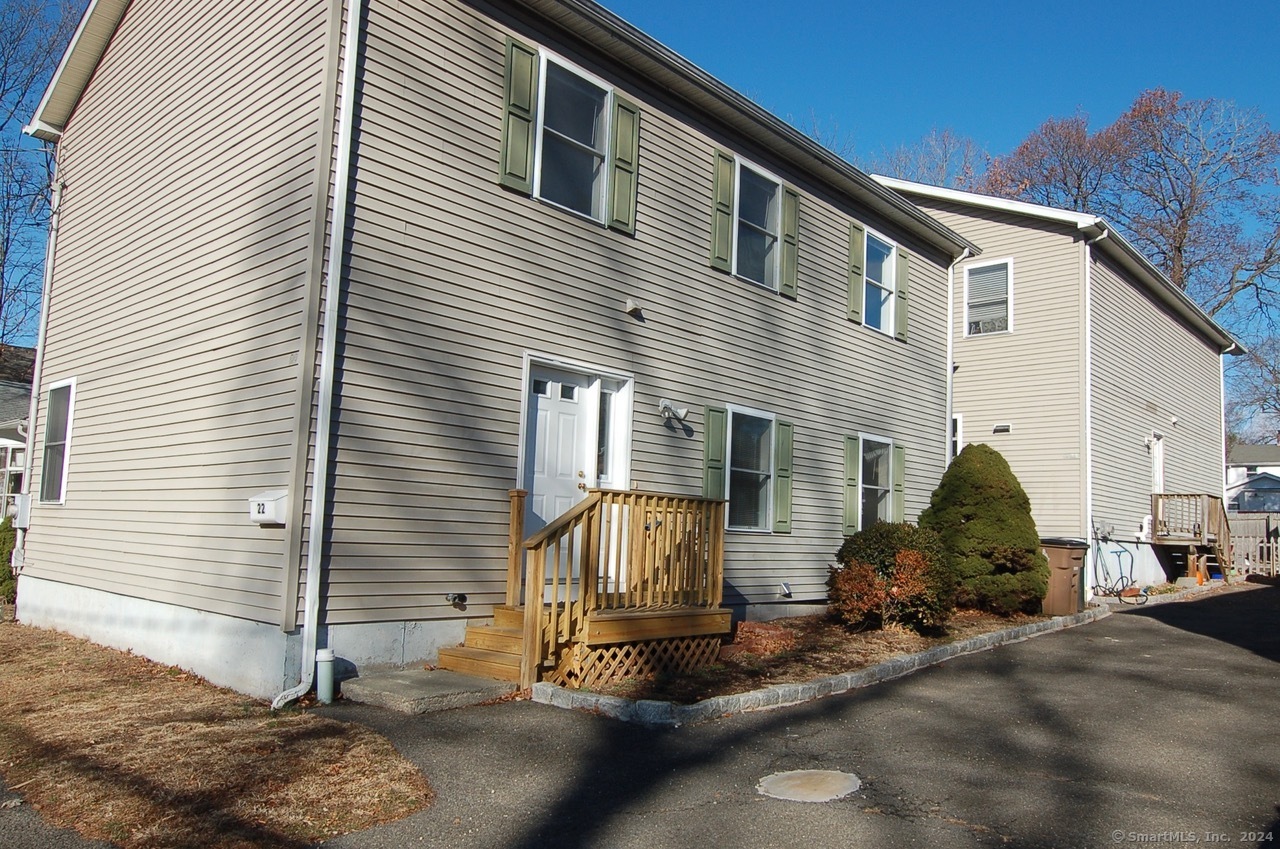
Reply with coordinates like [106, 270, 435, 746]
[39, 377, 76, 505]
[731, 157, 784, 292]
[862, 226, 898, 336]
[950, 414, 963, 464]
[725, 403, 777, 533]
[531, 49, 615, 226]
[963, 257, 1014, 338]
[857, 431, 895, 530]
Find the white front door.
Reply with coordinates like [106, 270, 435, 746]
[524, 367, 596, 534]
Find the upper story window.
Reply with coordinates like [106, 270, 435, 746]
[735, 162, 782, 288]
[499, 39, 640, 235]
[965, 260, 1012, 336]
[709, 152, 799, 298]
[537, 59, 609, 219]
[40, 378, 75, 504]
[703, 405, 794, 533]
[863, 232, 896, 332]
[847, 222, 909, 340]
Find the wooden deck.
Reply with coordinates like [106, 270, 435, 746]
[438, 489, 732, 687]
[1150, 493, 1232, 582]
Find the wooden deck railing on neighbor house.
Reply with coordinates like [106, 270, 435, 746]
[1150, 493, 1233, 582]
[507, 489, 726, 688]
[1150, 493, 1230, 546]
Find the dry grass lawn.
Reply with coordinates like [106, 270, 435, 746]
[0, 617, 431, 848]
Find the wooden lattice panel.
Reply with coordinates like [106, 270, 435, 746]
[549, 635, 722, 690]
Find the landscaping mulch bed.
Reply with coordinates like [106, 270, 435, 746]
[0, 621, 431, 849]
[596, 608, 1050, 704]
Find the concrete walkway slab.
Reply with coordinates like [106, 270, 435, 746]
[341, 669, 515, 714]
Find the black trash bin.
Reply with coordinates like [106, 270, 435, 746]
[1040, 538, 1088, 615]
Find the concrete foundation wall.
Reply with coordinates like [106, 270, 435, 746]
[16, 575, 295, 700]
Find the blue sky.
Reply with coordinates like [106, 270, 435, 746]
[598, 0, 1280, 162]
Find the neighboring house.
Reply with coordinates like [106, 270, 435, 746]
[875, 178, 1241, 591]
[0, 380, 33, 514]
[18, 0, 974, 698]
[1226, 443, 1280, 514]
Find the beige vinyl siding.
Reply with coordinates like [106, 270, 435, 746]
[25, 0, 332, 625]
[317, 0, 953, 623]
[911, 199, 1086, 538]
[1089, 252, 1224, 535]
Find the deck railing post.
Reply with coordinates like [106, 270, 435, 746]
[507, 489, 527, 608]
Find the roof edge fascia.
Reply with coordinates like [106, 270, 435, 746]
[24, 0, 131, 142]
[876, 176, 1244, 355]
[525, 0, 977, 259]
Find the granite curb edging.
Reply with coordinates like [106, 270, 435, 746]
[530, 606, 1111, 728]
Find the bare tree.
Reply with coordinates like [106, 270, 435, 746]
[1, 0, 81, 350]
[980, 90, 1280, 328]
[861, 127, 988, 190]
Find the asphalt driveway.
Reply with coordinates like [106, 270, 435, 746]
[5, 584, 1277, 848]
[323, 584, 1280, 849]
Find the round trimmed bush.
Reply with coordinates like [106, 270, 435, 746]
[918, 443, 1048, 615]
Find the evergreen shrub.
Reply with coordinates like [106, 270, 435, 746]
[829, 522, 955, 632]
[918, 443, 1049, 615]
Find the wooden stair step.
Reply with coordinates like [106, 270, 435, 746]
[437, 645, 521, 683]
[463, 624, 523, 655]
[492, 604, 524, 630]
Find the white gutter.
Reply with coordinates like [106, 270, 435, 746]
[945, 248, 972, 463]
[12, 173, 63, 569]
[272, 0, 361, 710]
[1083, 228, 1109, 542]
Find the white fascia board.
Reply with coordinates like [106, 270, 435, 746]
[24, 0, 130, 141]
[875, 175, 1244, 356]
[873, 176, 1102, 230]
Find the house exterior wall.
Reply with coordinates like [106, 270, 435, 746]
[20, 0, 335, 629]
[316, 0, 955, 626]
[1088, 251, 1225, 538]
[905, 198, 1086, 538]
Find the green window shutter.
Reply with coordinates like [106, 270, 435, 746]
[895, 248, 910, 341]
[892, 444, 907, 521]
[710, 150, 735, 272]
[608, 96, 641, 235]
[842, 436, 860, 536]
[703, 406, 728, 499]
[499, 38, 539, 194]
[780, 188, 799, 299]
[848, 221, 865, 322]
[772, 420, 794, 533]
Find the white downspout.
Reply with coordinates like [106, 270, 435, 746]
[272, 0, 362, 710]
[12, 170, 63, 571]
[1083, 228, 1107, 594]
[945, 248, 971, 463]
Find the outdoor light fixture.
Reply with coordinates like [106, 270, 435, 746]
[658, 399, 689, 422]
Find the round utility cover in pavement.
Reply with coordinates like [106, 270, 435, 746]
[756, 770, 861, 802]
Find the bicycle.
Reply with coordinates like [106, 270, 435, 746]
[1091, 537, 1148, 605]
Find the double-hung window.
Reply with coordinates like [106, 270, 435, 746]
[40, 379, 75, 504]
[842, 434, 906, 534]
[734, 163, 782, 288]
[499, 39, 640, 234]
[703, 406, 794, 533]
[965, 260, 1011, 335]
[709, 152, 800, 297]
[847, 222, 909, 340]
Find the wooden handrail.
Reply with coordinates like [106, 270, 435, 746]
[514, 488, 725, 688]
[522, 492, 603, 549]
